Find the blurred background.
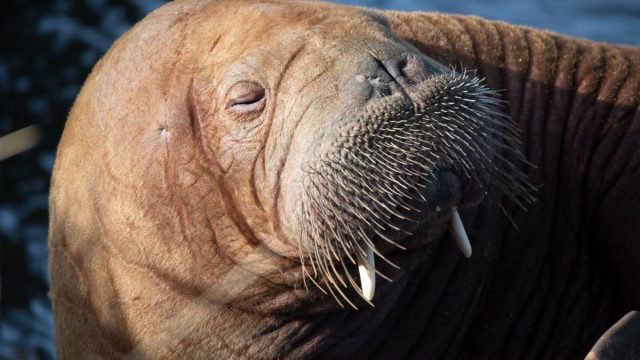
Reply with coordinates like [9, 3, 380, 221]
[0, 0, 638, 358]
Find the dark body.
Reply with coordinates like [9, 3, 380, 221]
[384, 11, 640, 359]
[48, 1, 640, 359]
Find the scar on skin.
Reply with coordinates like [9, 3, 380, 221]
[159, 127, 169, 141]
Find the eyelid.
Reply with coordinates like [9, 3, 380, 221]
[226, 81, 266, 114]
[228, 88, 265, 107]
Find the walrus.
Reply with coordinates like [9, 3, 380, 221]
[49, 0, 640, 358]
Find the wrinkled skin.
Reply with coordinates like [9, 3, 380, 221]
[49, 0, 640, 359]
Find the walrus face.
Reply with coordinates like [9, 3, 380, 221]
[189, 2, 533, 308]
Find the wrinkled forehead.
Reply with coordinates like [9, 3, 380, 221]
[227, 1, 391, 35]
[209, 1, 395, 63]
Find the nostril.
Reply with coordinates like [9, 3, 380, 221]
[378, 55, 419, 88]
[400, 54, 426, 84]
[386, 57, 407, 78]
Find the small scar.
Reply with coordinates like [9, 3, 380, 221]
[159, 127, 169, 140]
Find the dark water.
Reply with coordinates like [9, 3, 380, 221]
[0, 0, 637, 358]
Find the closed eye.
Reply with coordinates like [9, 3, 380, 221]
[226, 81, 266, 114]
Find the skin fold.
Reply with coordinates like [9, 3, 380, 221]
[48, 0, 640, 358]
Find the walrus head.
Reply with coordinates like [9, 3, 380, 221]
[51, 0, 535, 326]
[50, 1, 640, 357]
[185, 2, 535, 308]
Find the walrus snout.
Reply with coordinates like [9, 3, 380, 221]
[278, 68, 536, 306]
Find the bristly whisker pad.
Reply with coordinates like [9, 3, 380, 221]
[296, 69, 535, 308]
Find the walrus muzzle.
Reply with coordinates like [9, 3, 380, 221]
[291, 71, 534, 307]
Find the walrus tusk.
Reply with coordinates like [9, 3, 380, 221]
[358, 246, 376, 301]
[450, 207, 472, 258]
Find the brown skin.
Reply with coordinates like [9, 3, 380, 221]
[49, 0, 640, 358]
